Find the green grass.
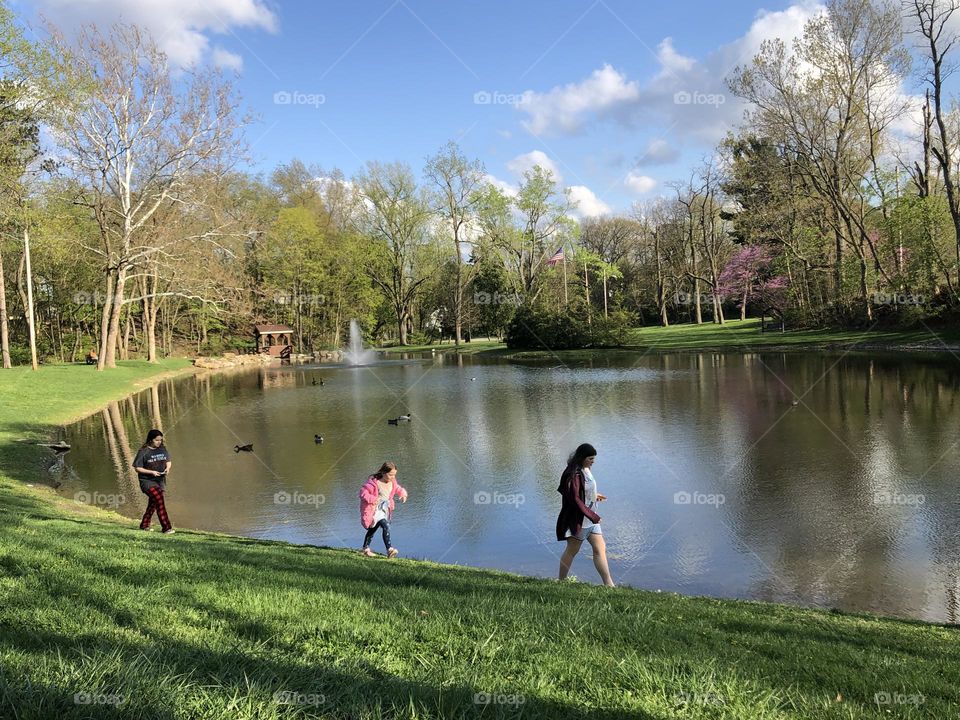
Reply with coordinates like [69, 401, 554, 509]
[623, 319, 960, 352]
[0, 362, 957, 719]
[382, 320, 960, 361]
[0, 358, 193, 476]
[380, 338, 506, 355]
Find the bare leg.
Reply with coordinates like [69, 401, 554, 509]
[559, 537, 582, 580]
[587, 533, 615, 587]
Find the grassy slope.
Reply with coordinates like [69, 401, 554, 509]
[623, 319, 960, 352]
[382, 319, 960, 358]
[0, 361, 956, 719]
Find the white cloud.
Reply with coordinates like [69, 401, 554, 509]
[517, 64, 640, 136]
[624, 172, 657, 195]
[655, 38, 695, 78]
[514, 3, 824, 146]
[32, 0, 277, 68]
[212, 47, 243, 71]
[568, 185, 611, 218]
[506, 150, 563, 183]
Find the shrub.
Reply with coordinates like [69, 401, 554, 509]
[505, 304, 633, 350]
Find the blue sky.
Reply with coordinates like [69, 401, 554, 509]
[16, 1, 923, 215]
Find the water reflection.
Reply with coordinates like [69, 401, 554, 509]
[54, 351, 960, 623]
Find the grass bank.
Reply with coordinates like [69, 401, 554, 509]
[401, 319, 960, 360]
[0, 362, 956, 719]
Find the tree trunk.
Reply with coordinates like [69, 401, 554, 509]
[102, 267, 127, 369]
[0, 243, 11, 368]
[97, 269, 116, 370]
[23, 227, 38, 371]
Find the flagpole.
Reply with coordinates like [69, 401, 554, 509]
[562, 245, 569, 308]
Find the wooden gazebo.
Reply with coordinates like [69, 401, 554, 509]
[254, 324, 294, 358]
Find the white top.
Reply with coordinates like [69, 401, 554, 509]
[581, 467, 598, 531]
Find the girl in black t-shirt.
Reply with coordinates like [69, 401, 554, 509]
[133, 429, 174, 533]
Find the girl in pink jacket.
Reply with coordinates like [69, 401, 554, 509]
[359, 461, 408, 557]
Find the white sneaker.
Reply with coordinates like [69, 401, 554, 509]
[162, 528, 176, 535]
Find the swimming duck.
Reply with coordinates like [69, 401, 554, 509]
[234, 444, 254, 452]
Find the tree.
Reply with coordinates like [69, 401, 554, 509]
[907, 0, 960, 283]
[355, 161, 431, 345]
[729, 0, 910, 319]
[49, 22, 245, 368]
[424, 141, 485, 346]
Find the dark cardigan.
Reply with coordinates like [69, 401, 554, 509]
[555, 466, 601, 541]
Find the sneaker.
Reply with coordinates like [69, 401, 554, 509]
[387, 548, 399, 559]
[139, 527, 154, 532]
[161, 528, 176, 535]
[362, 548, 376, 557]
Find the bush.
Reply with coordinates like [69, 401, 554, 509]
[505, 304, 633, 350]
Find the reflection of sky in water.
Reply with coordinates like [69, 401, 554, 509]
[55, 351, 960, 623]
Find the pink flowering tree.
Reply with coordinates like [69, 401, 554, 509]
[718, 245, 789, 320]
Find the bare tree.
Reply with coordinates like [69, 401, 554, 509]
[425, 141, 485, 345]
[730, 0, 910, 318]
[907, 0, 960, 279]
[49, 23, 244, 368]
[355, 161, 431, 345]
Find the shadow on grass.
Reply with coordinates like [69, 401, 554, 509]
[5, 514, 959, 719]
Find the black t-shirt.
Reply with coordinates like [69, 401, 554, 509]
[133, 446, 171, 491]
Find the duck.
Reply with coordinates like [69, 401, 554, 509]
[314, 434, 324, 444]
[311, 378, 318, 386]
[234, 444, 254, 452]
[387, 418, 400, 426]
[398, 413, 411, 421]
[470, 377, 477, 381]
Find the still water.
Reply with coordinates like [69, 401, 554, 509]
[55, 351, 960, 623]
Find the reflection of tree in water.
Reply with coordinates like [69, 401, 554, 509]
[724, 352, 960, 620]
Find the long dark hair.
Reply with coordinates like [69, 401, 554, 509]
[140, 429, 164, 450]
[559, 443, 597, 490]
[373, 461, 397, 480]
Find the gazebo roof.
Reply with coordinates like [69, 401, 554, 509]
[253, 324, 294, 334]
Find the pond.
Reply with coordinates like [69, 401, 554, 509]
[54, 350, 960, 624]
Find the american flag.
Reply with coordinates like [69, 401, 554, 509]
[546, 247, 565, 267]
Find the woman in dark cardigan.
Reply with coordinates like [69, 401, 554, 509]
[556, 443, 614, 586]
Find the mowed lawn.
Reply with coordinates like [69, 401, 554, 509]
[0, 361, 956, 719]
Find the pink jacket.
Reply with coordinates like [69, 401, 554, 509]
[358, 475, 408, 529]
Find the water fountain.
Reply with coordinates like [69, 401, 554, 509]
[342, 319, 377, 366]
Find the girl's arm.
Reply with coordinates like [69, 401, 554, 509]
[394, 480, 408, 500]
[358, 481, 378, 501]
[570, 473, 601, 523]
